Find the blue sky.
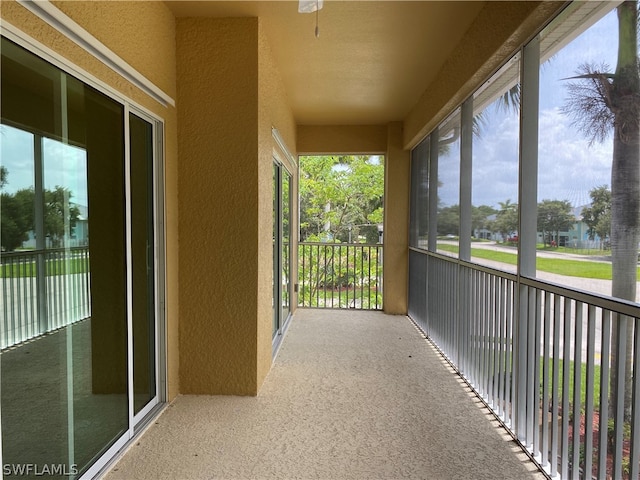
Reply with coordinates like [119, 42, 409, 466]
[1, 124, 88, 207]
[439, 5, 618, 211]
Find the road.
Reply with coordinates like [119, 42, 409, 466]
[439, 240, 640, 299]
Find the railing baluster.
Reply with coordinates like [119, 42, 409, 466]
[541, 291, 551, 468]
[337, 245, 342, 307]
[571, 301, 583, 479]
[532, 288, 542, 456]
[551, 294, 561, 478]
[584, 304, 596, 479]
[612, 313, 628, 480]
[526, 286, 536, 448]
[597, 309, 611, 480]
[505, 277, 513, 425]
[561, 298, 572, 479]
[322, 245, 327, 307]
[629, 316, 640, 479]
[497, 277, 506, 417]
[0, 247, 91, 350]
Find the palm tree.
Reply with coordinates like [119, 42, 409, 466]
[563, 1, 640, 421]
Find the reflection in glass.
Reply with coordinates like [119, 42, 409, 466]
[1, 125, 35, 252]
[1, 37, 128, 478]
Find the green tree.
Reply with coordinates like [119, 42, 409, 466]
[537, 199, 574, 247]
[1, 188, 35, 251]
[562, 1, 639, 420]
[437, 204, 459, 236]
[299, 155, 383, 243]
[581, 185, 612, 248]
[0, 186, 80, 251]
[44, 186, 80, 248]
[0, 166, 7, 188]
[495, 199, 518, 242]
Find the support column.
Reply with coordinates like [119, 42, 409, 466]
[383, 122, 410, 314]
[459, 98, 473, 262]
[177, 18, 261, 395]
[515, 36, 540, 442]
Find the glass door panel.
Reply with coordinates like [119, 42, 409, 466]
[281, 171, 291, 325]
[272, 164, 279, 338]
[129, 113, 157, 417]
[1, 37, 129, 478]
[273, 162, 292, 343]
[1, 37, 163, 478]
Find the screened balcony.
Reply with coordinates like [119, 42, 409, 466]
[104, 309, 545, 480]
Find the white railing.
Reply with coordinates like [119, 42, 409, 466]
[409, 249, 640, 479]
[0, 247, 90, 349]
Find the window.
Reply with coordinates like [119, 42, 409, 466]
[471, 53, 521, 273]
[436, 108, 461, 258]
[536, 3, 623, 299]
[410, 137, 429, 249]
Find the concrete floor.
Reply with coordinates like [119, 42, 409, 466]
[104, 309, 546, 480]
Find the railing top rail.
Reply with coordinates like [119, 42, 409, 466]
[299, 242, 382, 247]
[413, 246, 640, 318]
[0, 246, 89, 258]
[520, 275, 640, 317]
[411, 247, 519, 281]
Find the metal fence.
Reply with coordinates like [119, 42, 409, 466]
[298, 242, 382, 310]
[0, 247, 90, 349]
[409, 249, 640, 480]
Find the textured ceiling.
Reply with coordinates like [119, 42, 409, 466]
[165, 1, 486, 125]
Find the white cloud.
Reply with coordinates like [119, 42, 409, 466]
[538, 107, 612, 206]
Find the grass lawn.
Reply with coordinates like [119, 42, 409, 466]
[0, 257, 89, 278]
[541, 358, 602, 410]
[436, 243, 633, 280]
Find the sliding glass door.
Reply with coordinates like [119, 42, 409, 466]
[273, 161, 292, 343]
[0, 36, 164, 478]
[130, 112, 160, 421]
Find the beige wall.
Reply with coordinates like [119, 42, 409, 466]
[384, 123, 410, 314]
[297, 125, 387, 154]
[258, 18, 297, 383]
[176, 17, 296, 395]
[1, 0, 181, 400]
[176, 17, 260, 395]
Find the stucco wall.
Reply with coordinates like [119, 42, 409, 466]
[258, 19, 297, 385]
[384, 123, 410, 314]
[0, 0, 180, 401]
[176, 17, 261, 395]
[176, 16, 296, 395]
[297, 125, 387, 154]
